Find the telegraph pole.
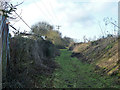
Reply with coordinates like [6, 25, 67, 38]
[0, 1, 5, 89]
[0, 1, 10, 88]
[56, 25, 61, 31]
[0, 8, 2, 90]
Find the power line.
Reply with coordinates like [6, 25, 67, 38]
[32, 0, 48, 22]
[9, 1, 61, 33]
[40, 0, 56, 24]
[98, 21, 104, 37]
[33, 0, 55, 25]
[7, 3, 32, 31]
[10, 1, 57, 32]
[41, 0, 57, 25]
[40, 1, 56, 25]
[48, 1, 61, 25]
[56, 25, 61, 31]
[14, 11, 32, 30]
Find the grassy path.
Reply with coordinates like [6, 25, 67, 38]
[36, 49, 120, 88]
[51, 49, 120, 88]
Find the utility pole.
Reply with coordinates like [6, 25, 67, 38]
[98, 21, 104, 37]
[0, 1, 5, 89]
[56, 25, 61, 31]
[83, 36, 87, 43]
[0, 1, 10, 88]
[0, 9, 2, 90]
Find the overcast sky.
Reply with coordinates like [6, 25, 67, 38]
[10, 0, 118, 42]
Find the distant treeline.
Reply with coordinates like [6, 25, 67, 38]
[31, 22, 74, 49]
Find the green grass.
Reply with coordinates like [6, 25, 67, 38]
[105, 43, 114, 50]
[36, 49, 120, 88]
[51, 49, 120, 88]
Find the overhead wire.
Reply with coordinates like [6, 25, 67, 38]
[8, 1, 61, 33]
[41, 0, 57, 25]
[48, 1, 61, 25]
[7, 2, 54, 38]
[32, 0, 48, 23]
[98, 21, 104, 37]
[33, 0, 55, 25]
[13, 11, 32, 31]
[39, 0, 59, 25]
[5, 2, 33, 33]
[48, 1, 62, 30]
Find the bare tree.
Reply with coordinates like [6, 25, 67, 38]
[103, 17, 119, 37]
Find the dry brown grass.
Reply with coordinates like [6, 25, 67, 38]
[72, 42, 90, 53]
[96, 41, 119, 75]
[70, 37, 120, 76]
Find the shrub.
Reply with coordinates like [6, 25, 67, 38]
[4, 36, 60, 88]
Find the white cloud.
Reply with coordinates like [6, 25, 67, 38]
[10, 0, 118, 41]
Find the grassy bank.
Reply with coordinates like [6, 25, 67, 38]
[51, 49, 120, 88]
